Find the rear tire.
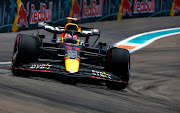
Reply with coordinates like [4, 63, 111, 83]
[11, 34, 40, 76]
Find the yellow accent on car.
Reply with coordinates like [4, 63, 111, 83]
[103, 72, 107, 77]
[65, 23, 81, 32]
[65, 59, 79, 73]
[77, 39, 80, 45]
[45, 63, 49, 68]
[61, 37, 64, 43]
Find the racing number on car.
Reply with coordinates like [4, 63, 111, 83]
[92, 70, 111, 78]
[67, 50, 78, 59]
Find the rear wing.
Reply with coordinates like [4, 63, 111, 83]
[37, 22, 100, 36]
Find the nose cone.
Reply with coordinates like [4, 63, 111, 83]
[65, 58, 80, 73]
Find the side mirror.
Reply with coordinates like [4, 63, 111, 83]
[38, 34, 45, 39]
[92, 29, 100, 36]
[38, 22, 46, 28]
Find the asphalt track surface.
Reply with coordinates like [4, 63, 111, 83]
[0, 16, 180, 113]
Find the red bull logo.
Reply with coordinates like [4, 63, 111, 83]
[82, 0, 103, 18]
[30, 2, 53, 24]
[13, 1, 53, 32]
[17, 2, 29, 28]
[72, 0, 81, 19]
[121, 0, 132, 16]
[134, 0, 155, 14]
[173, 0, 180, 13]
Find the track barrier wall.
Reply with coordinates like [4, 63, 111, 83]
[0, 0, 180, 32]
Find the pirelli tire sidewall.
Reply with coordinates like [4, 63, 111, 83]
[108, 47, 130, 82]
[12, 34, 41, 73]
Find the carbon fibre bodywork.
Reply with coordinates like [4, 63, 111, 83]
[13, 41, 127, 84]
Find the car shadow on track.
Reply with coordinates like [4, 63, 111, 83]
[12, 71, 127, 91]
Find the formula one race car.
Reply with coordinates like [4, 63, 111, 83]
[11, 17, 130, 89]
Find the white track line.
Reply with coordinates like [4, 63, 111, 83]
[0, 62, 11, 65]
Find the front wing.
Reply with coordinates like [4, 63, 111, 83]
[14, 62, 128, 84]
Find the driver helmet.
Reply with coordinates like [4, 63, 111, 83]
[63, 34, 78, 44]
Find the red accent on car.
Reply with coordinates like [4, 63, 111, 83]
[28, 69, 39, 71]
[17, 68, 54, 73]
[17, 37, 19, 49]
[73, 47, 80, 51]
[27, 69, 54, 72]
[96, 77, 101, 79]
[102, 78, 106, 80]
[40, 70, 54, 72]
[124, 81, 128, 84]
[64, 57, 69, 61]
[76, 58, 80, 63]
[14, 36, 17, 50]
[90, 75, 96, 78]
[65, 46, 72, 50]
[20, 68, 26, 70]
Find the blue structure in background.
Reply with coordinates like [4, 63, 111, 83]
[0, 5, 2, 26]
[9, 0, 17, 24]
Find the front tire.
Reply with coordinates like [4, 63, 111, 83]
[11, 34, 40, 75]
[107, 47, 130, 89]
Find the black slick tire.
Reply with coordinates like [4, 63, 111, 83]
[11, 34, 40, 76]
[106, 47, 130, 89]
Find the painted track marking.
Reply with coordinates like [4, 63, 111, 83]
[116, 27, 180, 53]
[0, 62, 11, 65]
